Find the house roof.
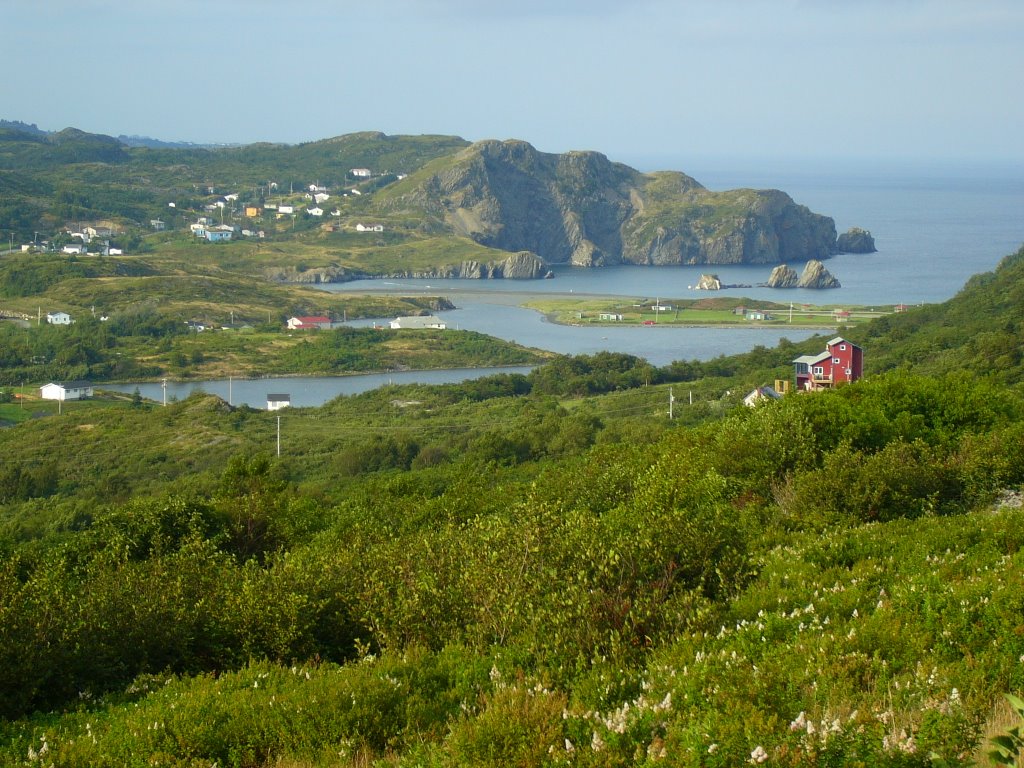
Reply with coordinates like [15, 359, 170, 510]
[45, 380, 92, 389]
[827, 336, 860, 348]
[744, 385, 782, 404]
[391, 315, 445, 329]
[793, 351, 831, 366]
[267, 394, 291, 401]
[293, 316, 330, 324]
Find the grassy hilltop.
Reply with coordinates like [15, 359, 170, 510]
[0, 245, 1022, 766]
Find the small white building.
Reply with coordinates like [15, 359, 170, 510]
[307, 206, 324, 217]
[62, 243, 87, 255]
[350, 168, 372, 178]
[40, 380, 93, 401]
[46, 311, 72, 325]
[390, 315, 446, 330]
[743, 385, 782, 407]
[267, 394, 291, 411]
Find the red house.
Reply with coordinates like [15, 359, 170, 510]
[793, 337, 863, 391]
[286, 315, 331, 330]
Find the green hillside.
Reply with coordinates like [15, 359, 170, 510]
[0, 246, 1023, 766]
[0, 126, 860, 282]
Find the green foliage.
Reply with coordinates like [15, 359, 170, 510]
[3, 242, 1024, 764]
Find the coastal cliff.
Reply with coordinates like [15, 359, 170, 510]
[379, 139, 847, 271]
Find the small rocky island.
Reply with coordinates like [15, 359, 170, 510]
[836, 227, 877, 253]
[765, 260, 841, 289]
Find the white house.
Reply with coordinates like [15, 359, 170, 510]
[390, 315, 446, 330]
[307, 206, 324, 217]
[598, 312, 624, 321]
[355, 223, 384, 232]
[350, 168, 372, 178]
[314, 192, 331, 203]
[46, 311, 72, 325]
[278, 205, 294, 215]
[62, 243, 87, 254]
[267, 393, 291, 411]
[40, 380, 93, 401]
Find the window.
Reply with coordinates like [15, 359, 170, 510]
[833, 358, 841, 364]
[813, 366, 824, 375]
[840, 344, 847, 351]
[845, 368, 852, 375]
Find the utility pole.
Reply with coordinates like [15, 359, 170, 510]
[162, 378, 167, 407]
[228, 375, 233, 406]
[276, 415, 281, 457]
[668, 387, 674, 419]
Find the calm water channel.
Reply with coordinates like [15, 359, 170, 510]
[102, 367, 534, 409]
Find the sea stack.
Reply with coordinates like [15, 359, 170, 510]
[797, 260, 841, 289]
[836, 227, 877, 253]
[695, 274, 722, 290]
[766, 264, 799, 288]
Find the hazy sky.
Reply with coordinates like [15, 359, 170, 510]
[4, 0, 1022, 167]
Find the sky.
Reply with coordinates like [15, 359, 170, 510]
[4, 0, 1022, 170]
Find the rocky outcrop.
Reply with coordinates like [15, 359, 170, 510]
[264, 265, 359, 284]
[766, 264, 799, 288]
[387, 139, 847, 269]
[388, 251, 550, 280]
[695, 274, 722, 290]
[264, 251, 548, 282]
[797, 260, 841, 289]
[836, 227, 877, 253]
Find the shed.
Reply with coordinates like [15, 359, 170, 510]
[267, 394, 291, 411]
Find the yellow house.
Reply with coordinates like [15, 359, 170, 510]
[245, 205, 262, 217]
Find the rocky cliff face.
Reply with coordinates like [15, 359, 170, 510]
[386, 139, 847, 270]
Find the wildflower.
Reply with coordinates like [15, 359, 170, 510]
[591, 732, 605, 751]
[789, 712, 807, 732]
[708, 743, 719, 754]
[564, 738, 575, 753]
[750, 744, 768, 763]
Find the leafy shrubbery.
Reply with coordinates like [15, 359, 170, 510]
[2, 364, 1024, 764]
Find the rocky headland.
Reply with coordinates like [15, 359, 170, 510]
[380, 139, 865, 275]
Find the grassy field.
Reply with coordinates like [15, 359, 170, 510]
[523, 295, 902, 328]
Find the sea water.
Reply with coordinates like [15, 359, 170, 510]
[320, 158, 1024, 361]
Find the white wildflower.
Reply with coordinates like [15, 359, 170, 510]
[750, 744, 768, 763]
